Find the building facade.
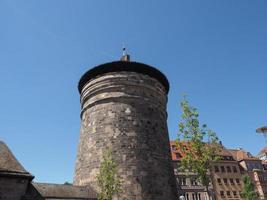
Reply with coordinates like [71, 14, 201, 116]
[230, 148, 267, 200]
[170, 141, 267, 200]
[211, 149, 244, 200]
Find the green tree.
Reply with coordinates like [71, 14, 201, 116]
[96, 150, 126, 200]
[240, 175, 258, 200]
[176, 96, 221, 200]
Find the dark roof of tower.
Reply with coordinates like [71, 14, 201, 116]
[0, 141, 30, 175]
[33, 183, 97, 199]
[78, 61, 170, 94]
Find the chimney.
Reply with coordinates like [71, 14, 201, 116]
[121, 46, 130, 61]
[121, 54, 130, 62]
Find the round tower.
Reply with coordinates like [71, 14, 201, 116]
[74, 56, 177, 200]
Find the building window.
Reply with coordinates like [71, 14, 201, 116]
[223, 178, 228, 185]
[233, 191, 237, 197]
[233, 166, 237, 173]
[186, 193, 189, 200]
[220, 191, 225, 198]
[214, 165, 219, 172]
[191, 178, 198, 186]
[236, 178, 240, 184]
[230, 178, 234, 185]
[226, 166, 231, 173]
[217, 178, 222, 185]
[175, 153, 182, 159]
[181, 178, 186, 186]
[226, 191, 231, 197]
[247, 163, 252, 170]
[198, 193, 201, 200]
[221, 166, 225, 173]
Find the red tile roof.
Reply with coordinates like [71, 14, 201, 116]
[228, 148, 260, 161]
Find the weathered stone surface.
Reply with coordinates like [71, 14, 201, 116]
[74, 63, 178, 200]
[0, 177, 30, 200]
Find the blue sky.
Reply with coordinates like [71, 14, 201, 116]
[0, 0, 266, 184]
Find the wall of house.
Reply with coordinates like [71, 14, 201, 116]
[0, 176, 29, 200]
[211, 161, 244, 200]
[23, 183, 44, 200]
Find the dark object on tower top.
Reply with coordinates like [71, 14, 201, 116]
[120, 54, 130, 62]
[78, 60, 170, 94]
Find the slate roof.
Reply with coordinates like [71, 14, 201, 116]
[33, 183, 97, 200]
[0, 141, 32, 177]
[78, 60, 170, 94]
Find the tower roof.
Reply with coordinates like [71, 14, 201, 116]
[0, 141, 30, 175]
[78, 61, 170, 94]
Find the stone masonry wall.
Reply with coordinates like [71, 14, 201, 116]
[0, 176, 29, 200]
[74, 71, 178, 200]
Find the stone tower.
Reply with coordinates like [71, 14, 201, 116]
[74, 55, 178, 200]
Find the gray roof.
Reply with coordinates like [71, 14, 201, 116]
[78, 60, 170, 94]
[0, 141, 31, 176]
[33, 183, 97, 199]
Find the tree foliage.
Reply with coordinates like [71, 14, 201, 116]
[176, 96, 221, 199]
[96, 150, 125, 200]
[240, 175, 258, 200]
